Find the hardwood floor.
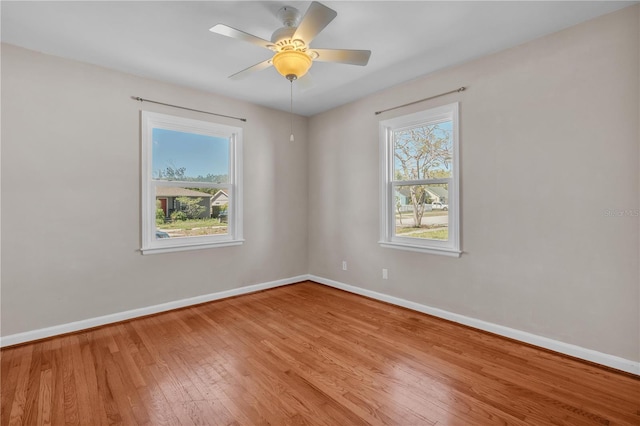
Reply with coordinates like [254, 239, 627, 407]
[1, 282, 639, 425]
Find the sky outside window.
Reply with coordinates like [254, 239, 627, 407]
[152, 128, 229, 181]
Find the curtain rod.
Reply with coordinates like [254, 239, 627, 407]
[374, 87, 466, 116]
[131, 96, 247, 122]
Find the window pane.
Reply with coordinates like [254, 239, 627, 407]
[394, 184, 449, 241]
[393, 121, 453, 180]
[152, 128, 229, 183]
[155, 186, 228, 239]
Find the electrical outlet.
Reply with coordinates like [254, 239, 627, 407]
[342, 261, 347, 271]
[382, 268, 388, 279]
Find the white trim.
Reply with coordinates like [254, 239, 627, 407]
[230, 131, 243, 241]
[140, 239, 244, 255]
[379, 241, 462, 257]
[0, 275, 307, 348]
[3, 274, 637, 376]
[395, 178, 450, 186]
[308, 275, 640, 376]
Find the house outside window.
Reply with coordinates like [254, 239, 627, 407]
[141, 112, 243, 254]
[379, 103, 460, 257]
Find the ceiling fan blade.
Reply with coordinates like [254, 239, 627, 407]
[229, 59, 273, 80]
[311, 49, 371, 66]
[293, 2, 337, 44]
[210, 24, 275, 50]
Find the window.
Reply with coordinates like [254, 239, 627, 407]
[379, 103, 460, 257]
[141, 112, 243, 254]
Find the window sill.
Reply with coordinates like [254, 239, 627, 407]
[141, 239, 244, 255]
[379, 241, 461, 257]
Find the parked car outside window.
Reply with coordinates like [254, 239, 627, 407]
[432, 202, 448, 211]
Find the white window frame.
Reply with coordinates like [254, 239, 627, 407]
[379, 103, 460, 257]
[141, 111, 243, 255]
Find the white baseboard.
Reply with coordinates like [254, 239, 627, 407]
[3, 273, 638, 376]
[0, 275, 308, 348]
[309, 275, 640, 376]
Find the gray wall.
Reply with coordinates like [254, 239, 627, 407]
[307, 7, 639, 361]
[1, 44, 309, 336]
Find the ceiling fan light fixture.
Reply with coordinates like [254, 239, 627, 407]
[272, 50, 312, 80]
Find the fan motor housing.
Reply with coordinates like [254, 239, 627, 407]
[271, 27, 297, 45]
[277, 6, 300, 27]
[272, 6, 306, 50]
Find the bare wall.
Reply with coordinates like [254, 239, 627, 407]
[1, 44, 308, 336]
[308, 7, 640, 361]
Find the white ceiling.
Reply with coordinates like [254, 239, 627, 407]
[1, 1, 634, 116]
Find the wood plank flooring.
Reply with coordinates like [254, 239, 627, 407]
[1, 281, 639, 425]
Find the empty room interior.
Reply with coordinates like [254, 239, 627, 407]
[1, 1, 639, 425]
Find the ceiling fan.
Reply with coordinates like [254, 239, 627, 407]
[209, 1, 372, 82]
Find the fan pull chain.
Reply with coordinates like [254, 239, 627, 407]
[289, 79, 295, 142]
